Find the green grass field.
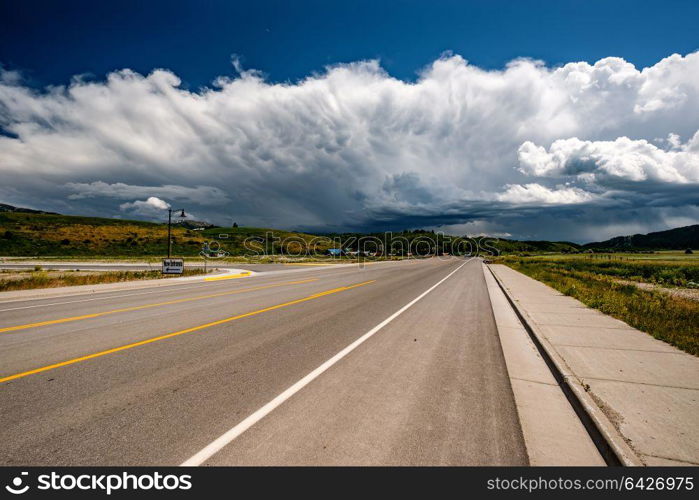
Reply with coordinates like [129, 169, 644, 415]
[497, 254, 699, 355]
[501, 252, 699, 287]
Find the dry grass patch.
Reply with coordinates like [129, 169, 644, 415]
[0, 268, 207, 292]
[498, 257, 699, 356]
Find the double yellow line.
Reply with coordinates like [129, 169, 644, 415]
[0, 279, 375, 384]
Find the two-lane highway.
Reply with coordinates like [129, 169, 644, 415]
[0, 258, 528, 465]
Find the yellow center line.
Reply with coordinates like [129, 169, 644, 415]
[204, 272, 252, 281]
[283, 261, 380, 266]
[0, 279, 375, 384]
[283, 263, 340, 266]
[0, 278, 318, 334]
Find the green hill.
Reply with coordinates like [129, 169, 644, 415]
[2, 203, 693, 258]
[317, 230, 580, 255]
[489, 238, 580, 254]
[2, 207, 580, 258]
[0, 211, 202, 256]
[584, 224, 699, 251]
[0, 210, 329, 257]
[0, 203, 59, 215]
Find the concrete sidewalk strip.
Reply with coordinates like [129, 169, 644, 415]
[489, 263, 699, 466]
[483, 264, 604, 465]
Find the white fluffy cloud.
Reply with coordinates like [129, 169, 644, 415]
[119, 196, 170, 217]
[518, 133, 699, 184]
[496, 184, 595, 205]
[1, 51, 698, 240]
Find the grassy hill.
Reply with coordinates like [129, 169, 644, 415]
[585, 224, 698, 251]
[0, 203, 58, 215]
[0, 211, 330, 257]
[317, 230, 580, 255]
[0, 212, 203, 256]
[1, 204, 694, 258]
[200, 226, 335, 256]
[1, 211, 581, 258]
[489, 238, 580, 254]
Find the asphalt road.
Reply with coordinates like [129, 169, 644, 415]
[0, 257, 528, 465]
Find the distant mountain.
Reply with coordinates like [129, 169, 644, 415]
[179, 219, 217, 230]
[490, 238, 580, 254]
[584, 224, 699, 250]
[0, 203, 58, 215]
[0, 203, 219, 229]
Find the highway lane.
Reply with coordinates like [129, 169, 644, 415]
[0, 262, 410, 379]
[0, 257, 528, 465]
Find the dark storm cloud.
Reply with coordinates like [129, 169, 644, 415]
[0, 53, 698, 240]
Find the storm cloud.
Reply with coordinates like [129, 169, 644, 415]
[1, 51, 698, 241]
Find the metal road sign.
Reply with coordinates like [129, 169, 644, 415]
[162, 258, 184, 274]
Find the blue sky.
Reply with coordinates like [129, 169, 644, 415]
[1, 1, 698, 241]
[2, 0, 698, 88]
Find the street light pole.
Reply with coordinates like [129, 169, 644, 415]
[166, 208, 186, 258]
[167, 209, 172, 258]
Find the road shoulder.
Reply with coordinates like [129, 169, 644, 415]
[489, 263, 699, 466]
[483, 263, 604, 465]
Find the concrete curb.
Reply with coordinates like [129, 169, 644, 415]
[486, 264, 644, 467]
[482, 263, 604, 465]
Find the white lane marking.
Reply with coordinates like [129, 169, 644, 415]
[181, 259, 468, 466]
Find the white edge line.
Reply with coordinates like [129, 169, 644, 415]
[180, 259, 468, 466]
